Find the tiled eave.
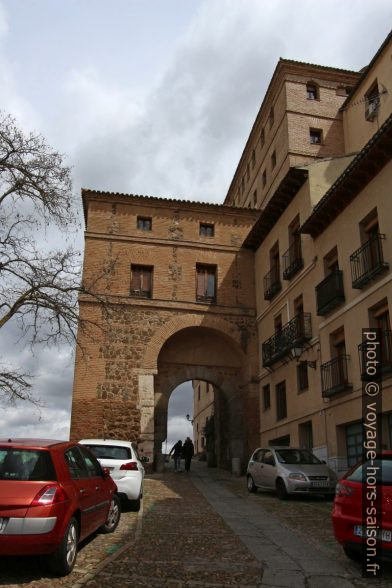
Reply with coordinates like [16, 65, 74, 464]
[81, 188, 260, 226]
[242, 167, 309, 251]
[300, 114, 392, 238]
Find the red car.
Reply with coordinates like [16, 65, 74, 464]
[0, 439, 121, 576]
[332, 451, 392, 561]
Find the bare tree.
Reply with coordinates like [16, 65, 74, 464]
[0, 112, 100, 405]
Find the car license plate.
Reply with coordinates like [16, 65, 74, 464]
[311, 481, 329, 487]
[354, 526, 392, 542]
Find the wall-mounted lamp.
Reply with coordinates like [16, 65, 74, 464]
[290, 346, 317, 369]
[186, 414, 194, 424]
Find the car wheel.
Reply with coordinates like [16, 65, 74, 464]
[129, 497, 141, 512]
[247, 475, 257, 493]
[50, 516, 79, 576]
[100, 494, 121, 534]
[276, 478, 288, 500]
[343, 546, 362, 561]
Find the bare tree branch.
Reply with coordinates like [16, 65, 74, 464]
[0, 111, 107, 406]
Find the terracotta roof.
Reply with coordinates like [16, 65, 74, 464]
[81, 188, 260, 225]
[279, 58, 357, 75]
[300, 114, 392, 237]
[243, 167, 309, 250]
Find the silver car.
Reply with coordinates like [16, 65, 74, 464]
[246, 447, 337, 499]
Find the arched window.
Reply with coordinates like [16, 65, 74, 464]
[306, 82, 319, 100]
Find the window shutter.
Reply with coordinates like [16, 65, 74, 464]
[131, 267, 141, 291]
[142, 268, 151, 292]
[197, 268, 206, 297]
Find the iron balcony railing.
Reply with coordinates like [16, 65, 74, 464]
[358, 330, 392, 380]
[316, 269, 345, 316]
[350, 234, 389, 289]
[262, 313, 312, 367]
[264, 265, 281, 300]
[321, 355, 351, 398]
[282, 239, 304, 280]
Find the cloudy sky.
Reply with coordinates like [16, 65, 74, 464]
[0, 0, 391, 446]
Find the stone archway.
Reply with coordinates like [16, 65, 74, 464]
[149, 324, 250, 472]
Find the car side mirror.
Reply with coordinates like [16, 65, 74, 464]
[140, 456, 149, 463]
[102, 467, 111, 478]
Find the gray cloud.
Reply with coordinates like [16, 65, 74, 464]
[1, 0, 392, 439]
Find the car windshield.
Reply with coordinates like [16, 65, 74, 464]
[275, 449, 322, 465]
[85, 445, 133, 460]
[347, 457, 392, 485]
[0, 448, 56, 481]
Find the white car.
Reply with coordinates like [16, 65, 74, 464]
[79, 439, 147, 510]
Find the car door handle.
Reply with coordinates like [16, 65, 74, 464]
[79, 488, 87, 494]
[95, 486, 100, 491]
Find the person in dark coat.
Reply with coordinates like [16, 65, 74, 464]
[182, 437, 194, 472]
[169, 440, 183, 472]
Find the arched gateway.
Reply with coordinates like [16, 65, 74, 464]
[70, 189, 260, 471]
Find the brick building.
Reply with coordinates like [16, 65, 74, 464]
[71, 32, 392, 473]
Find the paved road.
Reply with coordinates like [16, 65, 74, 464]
[1, 461, 392, 587]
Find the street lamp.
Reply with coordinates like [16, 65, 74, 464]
[290, 346, 317, 369]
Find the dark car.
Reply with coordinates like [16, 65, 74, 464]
[0, 438, 121, 576]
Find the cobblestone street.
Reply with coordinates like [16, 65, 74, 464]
[2, 462, 392, 587]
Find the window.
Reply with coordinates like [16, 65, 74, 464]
[269, 107, 274, 128]
[365, 81, 380, 121]
[297, 362, 309, 392]
[262, 170, 267, 187]
[200, 223, 214, 237]
[241, 177, 245, 193]
[263, 384, 270, 410]
[79, 446, 103, 477]
[253, 190, 257, 207]
[324, 246, 339, 274]
[137, 216, 152, 231]
[196, 264, 216, 303]
[65, 447, 88, 479]
[246, 162, 250, 182]
[131, 265, 153, 298]
[276, 381, 287, 420]
[336, 86, 352, 97]
[260, 128, 265, 147]
[306, 83, 318, 100]
[263, 450, 275, 466]
[310, 129, 322, 144]
[345, 422, 362, 467]
[251, 149, 256, 169]
[271, 150, 276, 169]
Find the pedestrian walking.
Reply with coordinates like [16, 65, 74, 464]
[169, 440, 183, 472]
[182, 437, 194, 472]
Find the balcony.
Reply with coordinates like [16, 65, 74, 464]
[282, 239, 304, 280]
[321, 355, 351, 397]
[264, 265, 281, 300]
[262, 313, 312, 367]
[358, 330, 392, 380]
[350, 234, 389, 289]
[316, 269, 345, 316]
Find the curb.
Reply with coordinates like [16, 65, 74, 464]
[71, 500, 144, 588]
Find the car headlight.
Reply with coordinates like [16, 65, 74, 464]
[288, 473, 307, 481]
